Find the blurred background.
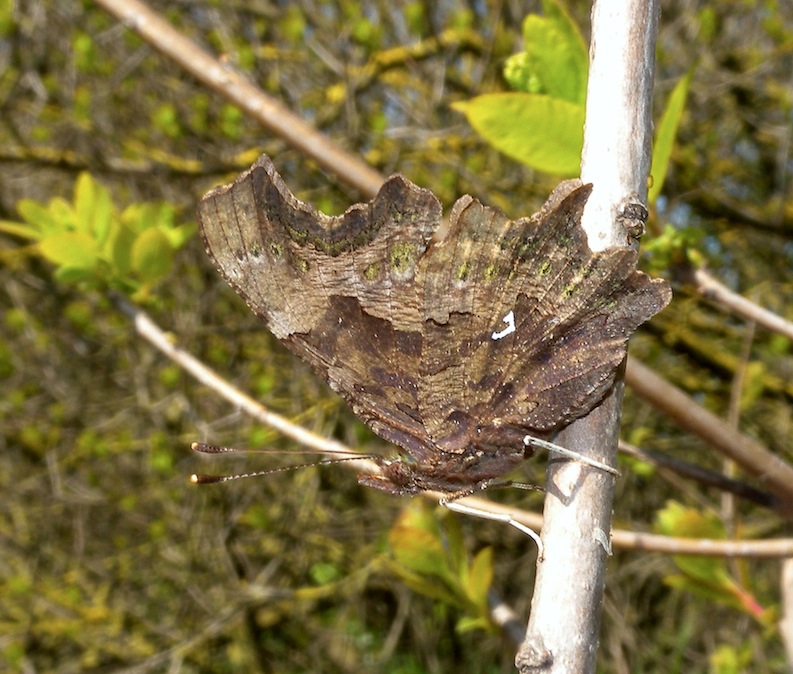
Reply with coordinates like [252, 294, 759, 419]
[1, 1, 792, 672]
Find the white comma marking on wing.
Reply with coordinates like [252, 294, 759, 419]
[491, 310, 516, 341]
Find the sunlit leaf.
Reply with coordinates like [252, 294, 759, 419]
[522, 1, 587, 103]
[463, 546, 493, 607]
[389, 502, 452, 583]
[74, 172, 114, 243]
[655, 502, 768, 621]
[16, 200, 60, 237]
[55, 266, 99, 285]
[454, 93, 583, 176]
[39, 231, 99, 270]
[108, 223, 137, 276]
[649, 70, 693, 203]
[48, 197, 77, 231]
[456, 615, 492, 634]
[0, 219, 43, 240]
[131, 228, 173, 280]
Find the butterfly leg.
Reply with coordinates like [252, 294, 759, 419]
[523, 436, 620, 477]
[439, 497, 544, 559]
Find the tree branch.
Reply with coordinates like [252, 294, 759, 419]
[114, 295, 793, 561]
[92, 0, 384, 198]
[518, 3, 660, 672]
[689, 266, 793, 341]
[625, 358, 793, 510]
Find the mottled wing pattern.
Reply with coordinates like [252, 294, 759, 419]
[199, 154, 672, 467]
[414, 182, 671, 452]
[198, 155, 440, 454]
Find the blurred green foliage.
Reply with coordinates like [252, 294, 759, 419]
[655, 502, 773, 623]
[388, 501, 495, 634]
[0, 0, 792, 672]
[0, 172, 193, 301]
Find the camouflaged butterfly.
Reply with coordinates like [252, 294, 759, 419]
[197, 155, 671, 498]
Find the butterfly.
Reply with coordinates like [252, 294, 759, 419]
[197, 154, 671, 499]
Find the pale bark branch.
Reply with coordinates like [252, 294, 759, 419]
[691, 267, 793, 341]
[518, 3, 660, 672]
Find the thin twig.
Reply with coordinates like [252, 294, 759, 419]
[92, 0, 384, 198]
[625, 358, 793, 512]
[456, 495, 793, 558]
[780, 560, 793, 665]
[113, 294, 793, 563]
[111, 293, 377, 477]
[692, 268, 793, 342]
[618, 440, 778, 510]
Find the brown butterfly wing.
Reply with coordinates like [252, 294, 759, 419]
[198, 155, 671, 468]
[198, 155, 441, 455]
[413, 181, 671, 454]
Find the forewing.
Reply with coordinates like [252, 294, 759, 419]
[197, 154, 440, 453]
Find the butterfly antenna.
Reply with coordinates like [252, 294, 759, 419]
[523, 436, 620, 476]
[190, 443, 375, 485]
[191, 441, 362, 458]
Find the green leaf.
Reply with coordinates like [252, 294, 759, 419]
[709, 644, 753, 674]
[522, 1, 588, 103]
[48, 197, 77, 231]
[649, 70, 693, 203]
[454, 93, 583, 176]
[74, 172, 114, 243]
[279, 5, 306, 43]
[131, 228, 173, 281]
[655, 501, 727, 541]
[655, 502, 767, 620]
[456, 615, 492, 634]
[220, 104, 243, 140]
[309, 562, 342, 586]
[443, 511, 468, 578]
[107, 223, 137, 276]
[38, 231, 99, 270]
[124, 202, 188, 246]
[388, 502, 452, 581]
[463, 546, 494, 607]
[16, 200, 61, 237]
[152, 103, 182, 139]
[161, 223, 196, 249]
[122, 202, 157, 234]
[54, 266, 97, 285]
[0, 219, 43, 240]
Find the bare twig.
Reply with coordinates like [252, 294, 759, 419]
[626, 358, 793, 512]
[111, 294, 377, 478]
[780, 560, 793, 664]
[92, 0, 383, 198]
[113, 295, 793, 562]
[618, 441, 778, 510]
[691, 267, 793, 341]
[458, 495, 793, 558]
